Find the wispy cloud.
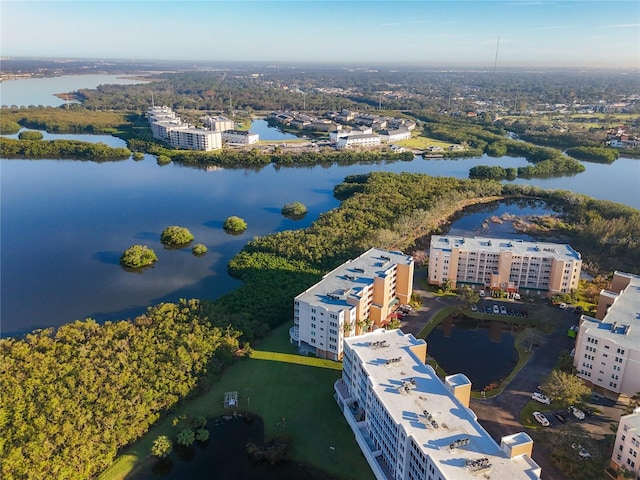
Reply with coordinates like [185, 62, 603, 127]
[532, 25, 573, 31]
[600, 23, 640, 28]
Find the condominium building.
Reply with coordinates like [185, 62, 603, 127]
[337, 134, 382, 150]
[335, 329, 542, 480]
[574, 271, 640, 397]
[168, 127, 222, 152]
[428, 236, 582, 295]
[221, 129, 259, 145]
[610, 407, 640, 479]
[290, 248, 413, 361]
[147, 106, 222, 151]
[203, 115, 234, 132]
[380, 128, 411, 143]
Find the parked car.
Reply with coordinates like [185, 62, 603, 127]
[571, 444, 591, 458]
[569, 405, 586, 420]
[479, 290, 486, 297]
[532, 392, 551, 405]
[500, 306, 507, 315]
[573, 306, 583, 314]
[471, 304, 478, 312]
[533, 411, 550, 427]
[485, 306, 492, 314]
[513, 293, 521, 300]
[558, 302, 567, 309]
[493, 305, 500, 314]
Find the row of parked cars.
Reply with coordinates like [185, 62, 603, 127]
[558, 303, 584, 314]
[476, 304, 529, 317]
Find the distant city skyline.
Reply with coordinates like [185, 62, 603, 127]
[1, 1, 639, 68]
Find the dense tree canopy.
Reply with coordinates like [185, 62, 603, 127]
[224, 216, 247, 232]
[281, 201, 308, 218]
[0, 300, 242, 480]
[120, 244, 158, 268]
[160, 226, 194, 246]
[0, 137, 131, 160]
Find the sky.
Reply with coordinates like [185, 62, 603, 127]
[1, 1, 639, 68]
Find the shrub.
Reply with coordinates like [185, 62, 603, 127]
[157, 154, 171, 165]
[281, 201, 308, 218]
[151, 436, 173, 458]
[132, 152, 145, 161]
[18, 130, 44, 141]
[120, 245, 158, 268]
[224, 216, 247, 233]
[195, 428, 209, 442]
[176, 428, 195, 447]
[160, 226, 194, 246]
[192, 244, 208, 256]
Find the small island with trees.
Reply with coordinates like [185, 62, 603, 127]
[120, 245, 158, 269]
[223, 216, 247, 233]
[160, 226, 194, 246]
[281, 201, 308, 219]
[192, 244, 208, 256]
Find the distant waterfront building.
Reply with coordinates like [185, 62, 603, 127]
[221, 130, 259, 145]
[335, 329, 542, 480]
[380, 128, 411, 143]
[337, 134, 382, 150]
[573, 271, 640, 398]
[428, 236, 582, 295]
[147, 106, 222, 151]
[290, 248, 413, 361]
[204, 115, 234, 132]
[610, 406, 640, 479]
[169, 127, 222, 151]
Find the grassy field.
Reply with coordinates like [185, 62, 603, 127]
[395, 134, 458, 150]
[99, 322, 373, 480]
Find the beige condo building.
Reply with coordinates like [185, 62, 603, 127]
[290, 248, 413, 361]
[428, 236, 582, 296]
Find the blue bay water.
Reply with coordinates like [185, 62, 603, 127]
[1, 75, 638, 335]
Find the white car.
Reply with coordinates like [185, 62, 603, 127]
[471, 304, 478, 312]
[493, 305, 500, 314]
[479, 290, 486, 297]
[569, 405, 586, 420]
[500, 306, 507, 315]
[531, 392, 551, 405]
[533, 411, 549, 427]
[559, 302, 567, 309]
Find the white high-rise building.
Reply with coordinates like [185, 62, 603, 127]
[610, 407, 640, 478]
[574, 271, 640, 397]
[335, 329, 542, 480]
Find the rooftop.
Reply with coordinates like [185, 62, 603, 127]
[295, 248, 411, 312]
[346, 329, 541, 480]
[580, 272, 640, 347]
[431, 235, 582, 261]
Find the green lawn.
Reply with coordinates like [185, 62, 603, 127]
[100, 322, 373, 480]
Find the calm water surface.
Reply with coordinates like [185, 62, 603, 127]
[0, 74, 149, 107]
[1, 126, 639, 335]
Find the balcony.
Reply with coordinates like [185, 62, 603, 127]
[289, 326, 299, 342]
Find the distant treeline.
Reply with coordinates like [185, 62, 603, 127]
[565, 146, 619, 163]
[0, 137, 131, 160]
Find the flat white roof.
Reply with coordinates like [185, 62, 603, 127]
[580, 272, 640, 348]
[431, 235, 581, 261]
[346, 329, 541, 480]
[295, 248, 411, 313]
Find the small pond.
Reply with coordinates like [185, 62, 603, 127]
[425, 314, 521, 391]
[127, 414, 334, 480]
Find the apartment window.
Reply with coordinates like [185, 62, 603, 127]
[617, 348, 625, 355]
[311, 323, 316, 329]
[311, 308, 316, 313]
[310, 338, 316, 344]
